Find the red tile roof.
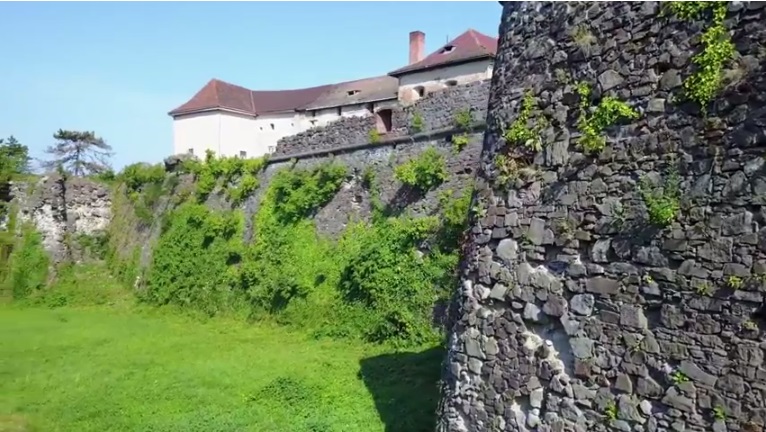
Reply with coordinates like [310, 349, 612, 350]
[168, 28, 497, 117]
[168, 79, 333, 117]
[388, 29, 498, 77]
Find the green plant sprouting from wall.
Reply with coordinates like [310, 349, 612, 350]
[394, 147, 449, 192]
[410, 112, 425, 133]
[451, 108, 473, 153]
[0, 215, 50, 302]
[666, 2, 735, 109]
[503, 90, 545, 152]
[368, 129, 381, 144]
[576, 81, 639, 153]
[639, 165, 681, 227]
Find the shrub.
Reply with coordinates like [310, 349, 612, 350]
[394, 147, 448, 192]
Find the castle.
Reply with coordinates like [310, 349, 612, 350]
[168, 29, 498, 159]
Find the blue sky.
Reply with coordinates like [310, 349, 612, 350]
[0, 1, 501, 171]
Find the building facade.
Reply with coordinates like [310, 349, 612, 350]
[168, 29, 498, 159]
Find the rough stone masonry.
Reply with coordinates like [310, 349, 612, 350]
[438, 2, 766, 432]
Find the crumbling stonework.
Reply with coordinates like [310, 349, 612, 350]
[12, 175, 111, 263]
[438, 2, 766, 431]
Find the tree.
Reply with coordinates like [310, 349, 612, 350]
[42, 129, 114, 177]
[0, 135, 31, 182]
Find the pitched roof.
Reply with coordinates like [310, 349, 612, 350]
[168, 75, 398, 117]
[388, 29, 498, 77]
[168, 79, 333, 117]
[304, 75, 398, 110]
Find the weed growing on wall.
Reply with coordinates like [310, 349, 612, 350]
[394, 147, 449, 193]
[666, 2, 735, 109]
[575, 82, 639, 153]
[639, 165, 681, 227]
[410, 112, 425, 133]
[118, 162, 169, 223]
[451, 109, 473, 153]
[503, 90, 545, 152]
[368, 129, 381, 144]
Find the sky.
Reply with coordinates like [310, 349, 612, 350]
[0, 1, 501, 171]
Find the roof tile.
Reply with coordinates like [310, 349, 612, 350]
[388, 29, 498, 77]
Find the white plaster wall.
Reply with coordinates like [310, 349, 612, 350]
[397, 59, 494, 103]
[172, 99, 399, 158]
[172, 112, 222, 157]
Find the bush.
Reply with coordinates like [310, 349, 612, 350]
[394, 147, 448, 193]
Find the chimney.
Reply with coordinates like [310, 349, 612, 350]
[409, 31, 425, 65]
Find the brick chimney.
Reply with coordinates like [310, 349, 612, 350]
[409, 31, 425, 65]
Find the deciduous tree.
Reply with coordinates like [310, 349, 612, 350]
[42, 129, 114, 176]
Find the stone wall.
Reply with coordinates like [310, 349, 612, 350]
[273, 80, 492, 159]
[11, 175, 111, 263]
[438, 2, 766, 432]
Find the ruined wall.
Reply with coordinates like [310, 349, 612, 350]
[438, 2, 766, 432]
[11, 175, 111, 263]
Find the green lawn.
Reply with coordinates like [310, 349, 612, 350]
[0, 306, 442, 432]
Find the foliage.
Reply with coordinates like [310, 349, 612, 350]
[576, 82, 639, 153]
[0, 222, 50, 301]
[604, 401, 618, 421]
[450, 133, 470, 153]
[410, 112, 425, 133]
[41, 129, 114, 176]
[393, 147, 448, 193]
[453, 109, 473, 131]
[182, 149, 268, 205]
[269, 162, 347, 223]
[503, 90, 545, 152]
[0, 136, 31, 180]
[639, 166, 681, 227]
[667, 2, 735, 109]
[143, 202, 247, 317]
[369, 129, 381, 144]
[116, 162, 169, 223]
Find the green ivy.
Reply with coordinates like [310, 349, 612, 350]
[393, 147, 448, 192]
[503, 90, 545, 152]
[667, 2, 735, 109]
[576, 81, 639, 153]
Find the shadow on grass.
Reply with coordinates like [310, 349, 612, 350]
[358, 346, 444, 432]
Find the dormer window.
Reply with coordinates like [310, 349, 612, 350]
[440, 45, 455, 54]
[347, 90, 360, 96]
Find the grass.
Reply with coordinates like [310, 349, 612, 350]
[0, 278, 443, 432]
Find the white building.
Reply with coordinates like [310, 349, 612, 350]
[168, 28, 498, 159]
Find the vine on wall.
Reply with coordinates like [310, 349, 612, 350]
[666, 1, 736, 109]
[575, 81, 639, 153]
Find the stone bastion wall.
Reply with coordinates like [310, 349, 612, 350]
[437, 2, 766, 432]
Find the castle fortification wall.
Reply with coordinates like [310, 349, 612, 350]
[437, 2, 766, 431]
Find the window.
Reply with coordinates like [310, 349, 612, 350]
[268, 146, 276, 153]
[413, 86, 425, 99]
[375, 109, 393, 134]
[270, 123, 275, 130]
[239, 150, 247, 158]
[336, 106, 342, 116]
[347, 90, 360, 96]
[187, 148, 194, 155]
[440, 45, 455, 54]
[366, 103, 375, 113]
[311, 110, 316, 117]
[446, 80, 458, 87]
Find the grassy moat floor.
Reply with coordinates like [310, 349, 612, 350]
[0, 304, 443, 432]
